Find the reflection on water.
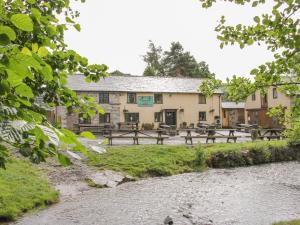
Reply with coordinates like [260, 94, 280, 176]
[17, 162, 300, 225]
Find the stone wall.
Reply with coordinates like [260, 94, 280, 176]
[55, 92, 121, 131]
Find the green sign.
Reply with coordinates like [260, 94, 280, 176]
[137, 96, 154, 107]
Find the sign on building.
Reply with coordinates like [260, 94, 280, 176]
[137, 96, 154, 107]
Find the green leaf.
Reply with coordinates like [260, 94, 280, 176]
[250, 68, 259, 75]
[31, 8, 41, 20]
[32, 43, 39, 53]
[37, 47, 49, 57]
[21, 47, 32, 56]
[0, 26, 16, 40]
[80, 131, 96, 140]
[0, 34, 10, 45]
[11, 14, 33, 32]
[254, 16, 260, 23]
[27, 0, 36, 4]
[252, 1, 258, 7]
[57, 153, 71, 166]
[74, 24, 81, 32]
[15, 84, 34, 98]
[40, 64, 53, 81]
[6, 69, 23, 86]
[247, 39, 254, 45]
[65, 17, 74, 23]
[18, 98, 32, 107]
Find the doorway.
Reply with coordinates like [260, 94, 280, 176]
[165, 110, 177, 126]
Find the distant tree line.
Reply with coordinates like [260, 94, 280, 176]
[142, 41, 215, 78]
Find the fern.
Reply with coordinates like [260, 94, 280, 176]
[0, 105, 17, 117]
[0, 120, 35, 143]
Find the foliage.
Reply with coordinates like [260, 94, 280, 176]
[143, 41, 215, 78]
[0, 158, 58, 221]
[0, 0, 109, 167]
[88, 140, 294, 178]
[198, 0, 300, 141]
[110, 70, 131, 76]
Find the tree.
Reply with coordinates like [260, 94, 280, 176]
[199, 0, 300, 143]
[110, 70, 131, 76]
[143, 40, 164, 76]
[0, 0, 108, 168]
[143, 41, 215, 78]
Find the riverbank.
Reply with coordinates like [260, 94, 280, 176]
[2, 140, 299, 223]
[88, 140, 299, 177]
[0, 159, 58, 222]
[15, 162, 300, 225]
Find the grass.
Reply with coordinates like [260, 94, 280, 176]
[88, 140, 296, 178]
[0, 158, 59, 222]
[89, 145, 198, 177]
[273, 219, 300, 225]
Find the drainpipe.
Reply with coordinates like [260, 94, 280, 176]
[219, 94, 222, 126]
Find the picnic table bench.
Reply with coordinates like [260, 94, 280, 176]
[117, 122, 139, 130]
[104, 129, 169, 145]
[74, 123, 112, 134]
[181, 129, 242, 145]
[253, 128, 285, 141]
[235, 123, 256, 133]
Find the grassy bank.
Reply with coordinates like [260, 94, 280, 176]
[273, 219, 300, 225]
[0, 159, 58, 222]
[89, 140, 299, 177]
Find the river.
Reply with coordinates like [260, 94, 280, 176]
[16, 162, 300, 225]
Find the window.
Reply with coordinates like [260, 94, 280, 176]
[127, 93, 137, 104]
[198, 94, 206, 104]
[154, 112, 163, 122]
[261, 94, 268, 107]
[252, 93, 256, 101]
[199, 112, 206, 121]
[78, 113, 91, 124]
[273, 88, 278, 99]
[99, 113, 110, 123]
[125, 113, 139, 122]
[154, 93, 163, 104]
[99, 92, 109, 104]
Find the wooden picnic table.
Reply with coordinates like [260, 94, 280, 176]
[75, 123, 111, 134]
[236, 123, 256, 132]
[182, 129, 241, 145]
[104, 129, 169, 145]
[256, 128, 284, 140]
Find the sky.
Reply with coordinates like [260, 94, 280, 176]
[65, 0, 275, 81]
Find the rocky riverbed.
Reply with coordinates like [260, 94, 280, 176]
[16, 162, 300, 225]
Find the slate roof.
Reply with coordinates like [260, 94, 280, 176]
[67, 74, 223, 94]
[222, 102, 245, 109]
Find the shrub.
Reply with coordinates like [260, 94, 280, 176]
[248, 145, 270, 164]
[195, 147, 206, 168]
[142, 123, 154, 130]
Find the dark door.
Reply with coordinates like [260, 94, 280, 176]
[165, 110, 177, 126]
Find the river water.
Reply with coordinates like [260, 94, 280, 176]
[16, 162, 300, 225]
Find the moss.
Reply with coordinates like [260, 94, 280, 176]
[0, 159, 58, 222]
